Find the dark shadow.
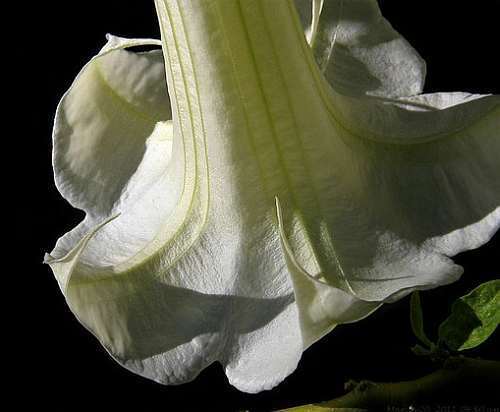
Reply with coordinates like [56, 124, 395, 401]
[69, 276, 294, 361]
[317, 0, 390, 97]
[326, 44, 382, 97]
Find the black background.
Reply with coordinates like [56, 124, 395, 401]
[13, 1, 499, 410]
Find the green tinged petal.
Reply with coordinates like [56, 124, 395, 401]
[53, 35, 170, 217]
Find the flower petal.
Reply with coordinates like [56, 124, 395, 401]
[276, 198, 380, 348]
[223, 302, 302, 393]
[318, 89, 500, 302]
[295, 0, 426, 97]
[53, 35, 170, 218]
[47, 212, 300, 392]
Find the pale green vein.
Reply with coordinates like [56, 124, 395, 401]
[268, 0, 351, 290]
[236, 0, 329, 279]
[258, 0, 333, 274]
[212, 1, 271, 201]
[116, 0, 206, 274]
[176, 0, 211, 246]
[235, 0, 298, 207]
[72, 0, 207, 285]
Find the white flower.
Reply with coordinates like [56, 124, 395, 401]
[46, 0, 499, 393]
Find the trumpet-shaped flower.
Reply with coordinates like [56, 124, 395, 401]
[46, 0, 500, 392]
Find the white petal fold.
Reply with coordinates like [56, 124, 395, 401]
[308, 87, 500, 302]
[52, 35, 169, 218]
[276, 198, 380, 348]
[295, 0, 426, 97]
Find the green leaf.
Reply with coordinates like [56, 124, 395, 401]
[439, 279, 500, 351]
[410, 291, 434, 348]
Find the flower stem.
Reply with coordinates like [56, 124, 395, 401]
[281, 357, 500, 410]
